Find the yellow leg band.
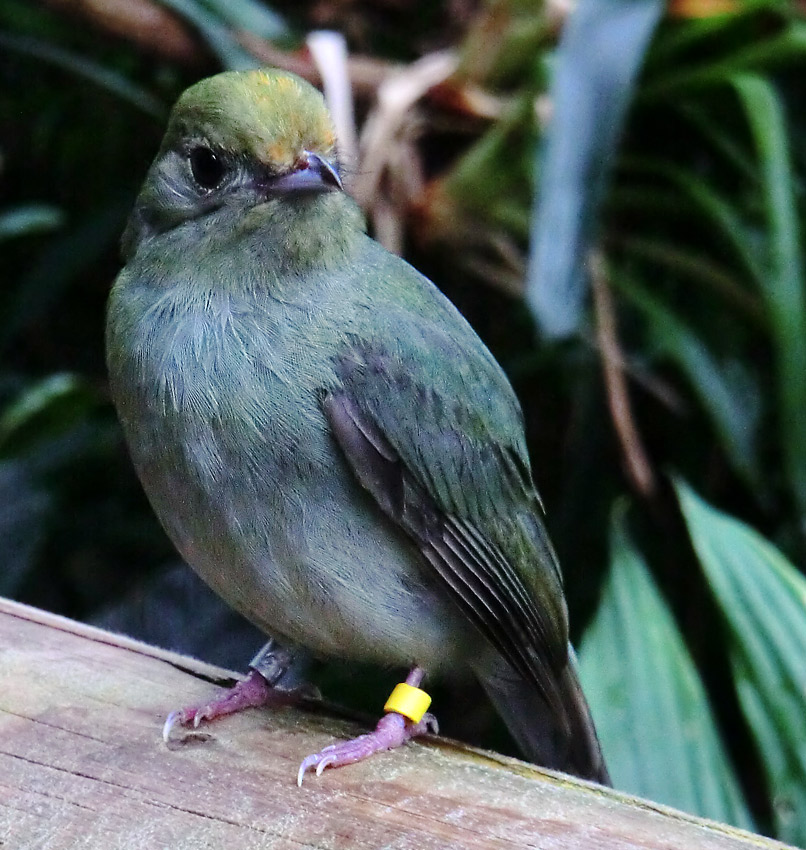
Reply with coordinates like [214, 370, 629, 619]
[384, 682, 432, 723]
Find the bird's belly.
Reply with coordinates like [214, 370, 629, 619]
[129, 403, 473, 672]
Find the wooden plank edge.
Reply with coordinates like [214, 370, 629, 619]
[0, 595, 791, 849]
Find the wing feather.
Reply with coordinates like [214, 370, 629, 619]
[323, 362, 569, 721]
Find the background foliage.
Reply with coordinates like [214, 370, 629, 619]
[2, 0, 805, 843]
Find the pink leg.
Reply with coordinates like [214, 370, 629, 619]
[163, 669, 311, 744]
[297, 667, 438, 786]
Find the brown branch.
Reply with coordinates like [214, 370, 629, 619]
[591, 250, 657, 498]
[237, 31, 399, 99]
[41, 0, 400, 97]
[41, 0, 506, 116]
[41, 0, 201, 63]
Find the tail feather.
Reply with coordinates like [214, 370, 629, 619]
[477, 647, 611, 786]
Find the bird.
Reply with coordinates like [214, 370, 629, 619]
[105, 67, 609, 786]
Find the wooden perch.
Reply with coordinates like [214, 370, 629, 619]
[0, 597, 789, 849]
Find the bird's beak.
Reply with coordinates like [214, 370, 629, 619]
[269, 151, 343, 194]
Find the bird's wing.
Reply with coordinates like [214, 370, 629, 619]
[324, 316, 570, 719]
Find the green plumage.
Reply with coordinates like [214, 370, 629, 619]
[106, 69, 608, 783]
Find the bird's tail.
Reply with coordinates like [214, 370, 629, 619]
[476, 648, 611, 786]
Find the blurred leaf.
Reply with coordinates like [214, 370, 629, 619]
[442, 94, 537, 240]
[158, 0, 261, 70]
[616, 276, 761, 489]
[455, 1, 556, 87]
[198, 0, 288, 41]
[676, 102, 757, 182]
[676, 479, 806, 845]
[0, 205, 64, 241]
[579, 503, 753, 828]
[732, 74, 806, 520]
[613, 234, 762, 322]
[0, 198, 129, 350]
[0, 31, 165, 119]
[648, 5, 757, 64]
[620, 157, 766, 288]
[527, 0, 664, 338]
[0, 373, 92, 452]
[642, 24, 806, 98]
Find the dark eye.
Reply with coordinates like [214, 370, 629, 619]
[189, 146, 225, 190]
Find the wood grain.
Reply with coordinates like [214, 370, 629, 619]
[0, 597, 789, 850]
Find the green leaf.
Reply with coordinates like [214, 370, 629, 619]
[0, 205, 64, 241]
[619, 157, 767, 289]
[647, 5, 762, 65]
[0, 374, 87, 451]
[158, 0, 260, 70]
[642, 25, 806, 99]
[731, 74, 806, 520]
[616, 276, 761, 490]
[0, 32, 165, 119]
[579, 503, 753, 828]
[613, 234, 762, 323]
[0, 199, 130, 350]
[443, 94, 537, 240]
[675, 102, 757, 184]
[198, 0, 288, 41]
[526, 0, 665, 338]
[676, 479, 806, 845]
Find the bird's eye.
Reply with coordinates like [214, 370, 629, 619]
[189, 146, 225, 190]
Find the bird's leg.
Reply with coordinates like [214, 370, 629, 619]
[297, 666, 438, 785]
[163, 639, 314, 743]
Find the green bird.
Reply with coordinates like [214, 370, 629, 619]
[106, 68, 609, 786]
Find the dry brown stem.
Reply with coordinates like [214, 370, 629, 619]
[42, 0, 200, 62]
[591, 250, 657, 498]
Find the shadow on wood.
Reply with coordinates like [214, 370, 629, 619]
[0, 597, 790, 849]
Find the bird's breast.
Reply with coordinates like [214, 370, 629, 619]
[109, 285, 338, 601]
[106, 274, 476, 668]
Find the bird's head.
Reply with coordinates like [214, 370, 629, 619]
[123, 69, 346, 258]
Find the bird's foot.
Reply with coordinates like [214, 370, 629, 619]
[297, 709, 438, 786]
[163, 669, 315, 744]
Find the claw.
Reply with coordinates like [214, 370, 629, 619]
[422, 712, 439, 735]
[296, 745, 342, 786]
[316, 755, 334, 777]
[162, 669, 309, 747]
[162, 710, 182, 743]
[295, 711, 435, 786]
[297, 754, 318, 787]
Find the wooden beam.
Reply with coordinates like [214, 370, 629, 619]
[0, 597, 788, 849]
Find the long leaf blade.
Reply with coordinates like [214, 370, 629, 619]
[158, 0, 260, 70]
[619, 157, 766, 287]
[616, 276, 760, 489]
[526, 0, 664, 338]
[0, 205, 64, 241]
[579, 504, 753, 828]
[642, 25, 806, 99]
[676, 479, 806, 845]
[0, 32, 165, 119]
[731, 74, 806, 519]
[198, 0, 288, 41]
